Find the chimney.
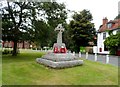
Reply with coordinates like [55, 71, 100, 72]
[103, 17, 108, 25]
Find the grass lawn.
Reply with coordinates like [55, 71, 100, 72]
[2, 51, 118, 85]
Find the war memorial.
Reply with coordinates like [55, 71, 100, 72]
[36, 24, 83, 68]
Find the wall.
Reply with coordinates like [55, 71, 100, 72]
[97, 32, 109, 54]
[3, 41, 30, 49]
[97, 30, 118, 54]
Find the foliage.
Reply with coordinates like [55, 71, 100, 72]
[2, 2, 38, 56]
[32, 20, 50, 48]
[68, 9, 96, 52]
[107, 30, 113, 36]
[80, 46, 86, 53]
[2, 2, 68, 55]
[40, 2, 68, 46]
[2, 48, 20, 55]
[104, 32, 120, 55]
[40, 2, 67, 27]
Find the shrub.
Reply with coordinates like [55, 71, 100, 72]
[2, 49, 20, 55]
[32, 48, 36, 50]
[2, 49, 9, 54]
[80, 47, 86, 53]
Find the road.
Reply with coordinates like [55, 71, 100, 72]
[75, 53, 119, 66]
[20, 49, 119, 67]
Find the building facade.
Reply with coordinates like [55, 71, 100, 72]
[97, 17, 120, 54]
[2, 41, 30, 49]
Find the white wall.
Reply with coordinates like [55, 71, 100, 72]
[97, 30, 118, 54]
[97, 32, 109, 54]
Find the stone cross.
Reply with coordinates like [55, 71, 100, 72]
[55, 24, 64, 44]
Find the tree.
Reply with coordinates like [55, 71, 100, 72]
[32, 20, 50, 48]
[2, 1, 68, 56]
[2, 2, 38, 56]
[40, 2, 67, 46]
[68, 9, 96, 52]
[104, 31, 120, 55]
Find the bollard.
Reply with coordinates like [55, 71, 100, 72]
[79, 52, 81, 57]
[73, 51, 75, 56]
[86, 52, 88, 59]
[106, 55, 109, 64]
[45, 49, 47, 52]
[95, 53, 97, 61]
[69, 51, 71, 53]
[40, 49, 42, 51]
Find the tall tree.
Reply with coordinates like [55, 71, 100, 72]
[68, 9, 96, 52]
[2, 1, 68, 55]
[33, 20, 50, 48]
[2, 2, 37, 56]
[40, 2, 67, 46]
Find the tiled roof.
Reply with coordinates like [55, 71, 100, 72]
[98, 19, 120, 32]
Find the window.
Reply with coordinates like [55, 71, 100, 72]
[104, 45, 108, 51]
[103, 32, 106, 39]
[107, 23, 112, 28]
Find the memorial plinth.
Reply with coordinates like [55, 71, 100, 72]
[36, 24, 83, 68]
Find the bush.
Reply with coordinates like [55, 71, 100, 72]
[37, 48, 41, 50]
[109, 47, 117, 55]
[2, 49, 20, 55]
[2, 49, 10, 54]
[80, 47, 86, 53]
[80, 46, 93, 54]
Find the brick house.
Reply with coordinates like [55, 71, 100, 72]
[2, 41, 30, 49]
[97, 17, 120, 55]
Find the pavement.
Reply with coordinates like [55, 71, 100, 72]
[75, 53, 119, 67]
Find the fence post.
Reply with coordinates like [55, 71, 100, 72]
[79, 52, 81, 57]
[86, 52, 88, 59]
[45, 49, 47, 52]
[40, 49, 42, 51]
[106, 55, 109, 64]
[73, 51, 75, 56]
[95, 53, 97, 61]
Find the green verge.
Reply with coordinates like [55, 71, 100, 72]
[2, 51, 118, 85]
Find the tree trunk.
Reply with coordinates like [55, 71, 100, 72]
[22, 41, 25, 49]
[76, 46, 80, 53]
[12, 40, 17, 56]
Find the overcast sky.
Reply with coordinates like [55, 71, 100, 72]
[57, 0, 119, 30]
